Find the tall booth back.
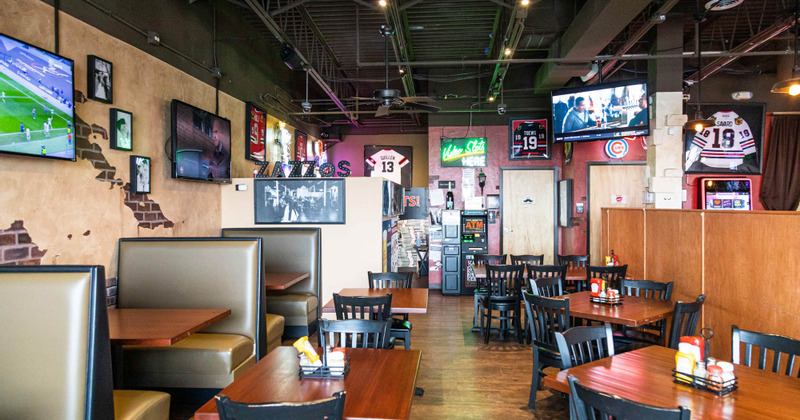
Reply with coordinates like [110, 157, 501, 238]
[117, 237, 266, 359]
[0, 265, 114, 419]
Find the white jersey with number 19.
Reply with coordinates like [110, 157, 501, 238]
[691, 111, 756, 168]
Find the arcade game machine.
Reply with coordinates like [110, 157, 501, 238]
[460, 210, 488, 296]
[698, 177, 752, 210]
[440, 210, 462, 295]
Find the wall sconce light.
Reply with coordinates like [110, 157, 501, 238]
[478, 171, 487, 195]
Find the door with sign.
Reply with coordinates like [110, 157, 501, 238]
[588, 163, 645, 265]
[501, 168, 557, 263]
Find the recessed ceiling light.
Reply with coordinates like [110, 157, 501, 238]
[379, 0, 387, 7]
[521, 0, 530, 5]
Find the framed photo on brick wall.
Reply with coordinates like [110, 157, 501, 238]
[130, 155, 150, 194]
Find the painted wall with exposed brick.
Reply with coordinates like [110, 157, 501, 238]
[0, 0, 265, 295]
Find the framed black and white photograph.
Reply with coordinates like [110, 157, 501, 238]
[364, 145, 412, 188]
[509, 118, 550, 160]
[558, 179, 573, 228]
[254, 178, 345, 224]
[684, 103, 765, 174]
[110, 108, 132, 151]
[130, 155, 150, 194]
[87, 55, 112, 103]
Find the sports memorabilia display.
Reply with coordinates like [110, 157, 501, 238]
[509, 118, 550, 160]
[245, 102, 267, 161]
[684, 103, 764, 174]
[364, 145, 413, 188]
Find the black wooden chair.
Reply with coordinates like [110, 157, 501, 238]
[558, 254, 589, 268]
[586, 265, 628, 292]
[617, 279, 674, 346]
[523, 292, 570, 409]
[568, 377, 691, 420]
[319, 318, 392, 349]
[332, 293, 394, 348]
[473, 254, 507, 330]
[528, 264, 568, 288]
[511, 254, 544, 266]
[555, 325, 615, 369]
[666, 295, 706, 349]
[524, 266, 567, 343]
[732, 325, 800, 377]
[367, 271, 413, 349]
[480, 264, 525, 344]
[529, 276, 564, 298]
[215, 391, 346, 420]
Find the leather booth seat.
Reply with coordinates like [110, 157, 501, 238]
[266, 313, 286, 352]
[117, 238, 268, 389]
[223, 228, 322, 338]
[0, 265, 169, 419]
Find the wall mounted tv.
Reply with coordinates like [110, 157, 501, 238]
[552, 78, 649, 143]
[441, 137, 487, 167]
[170, 99, 231, 183]
[0, 32, 75, 161]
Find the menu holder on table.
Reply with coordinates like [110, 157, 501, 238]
[671, 369, 738, 396]
[589, 295, 624, 306]
[298, 355, 350, 379]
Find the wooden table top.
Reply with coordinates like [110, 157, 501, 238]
[265, 272, 309, 290]
[558, 291, 673, 327]
[107, 308, 231, 346]
[322, 288, 429, 314]
[543, 345, 800, 419]
[194, 347, 421, 420]
[472, 265, 587, 282]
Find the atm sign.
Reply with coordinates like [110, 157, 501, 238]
[465, 220, 484, 230]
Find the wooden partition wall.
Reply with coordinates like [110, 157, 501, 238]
[602, 208, 800, 361]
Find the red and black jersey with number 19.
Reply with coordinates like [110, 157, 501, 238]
[512, 120, 548, 158]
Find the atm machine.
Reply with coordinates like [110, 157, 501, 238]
[460, 210, 488, 295]
[441, 210, 462, 295]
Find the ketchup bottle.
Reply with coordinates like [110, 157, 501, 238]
[611, 250, 619, 266]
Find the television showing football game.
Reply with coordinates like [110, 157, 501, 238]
[552, 78, 649, 143]
[170, 100, 231, 183]
[0, 32, 75, 161]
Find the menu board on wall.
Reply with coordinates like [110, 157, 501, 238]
[440, 138, 487, 167]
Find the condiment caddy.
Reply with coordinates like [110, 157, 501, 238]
[293, 337, 350, 379]
[672, 330, 738, 396]
[589, 277, 623, 305]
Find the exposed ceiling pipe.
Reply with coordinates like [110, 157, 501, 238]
[685, 14, 800, 83]
[358, 49, 797, 67]
[243, 0, 357, 125]
[288, 107, 550, 116]
[486, 3, 526, 99]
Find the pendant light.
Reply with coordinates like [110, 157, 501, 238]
[771, 0, 800, 96]
[684, 1, 715, 131]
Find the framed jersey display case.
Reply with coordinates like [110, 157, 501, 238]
[364, 145, 413, 188]
[509, 118, 550, 160]
[683, 103, 764, 174]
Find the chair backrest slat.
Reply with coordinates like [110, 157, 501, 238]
[333, 293, 392, 322]
[667, 295, 706, 349]
[587, 265, 628, 291]
[555, 325, 615, 369]
[511, 254, 544, 266]
[569, 377, 691, 420]
[368, 271, 412, 289]
[486, 264, 524, 299]
[557, 254, 589, 268]
[524, 293, 570, 351]
[620, 279, 673, 301]
[319, 318, 392, 349]
[732, 325, 800, 377]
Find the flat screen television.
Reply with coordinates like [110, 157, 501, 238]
[552, 78, 649, 143]
[170, 99, 231, 183]
[699, 177, 751, 211]
[0, 32, 75, 161]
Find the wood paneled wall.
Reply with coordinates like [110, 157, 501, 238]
[603, 208, 800, 361]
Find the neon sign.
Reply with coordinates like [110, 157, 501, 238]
[441, 138, 487, 167]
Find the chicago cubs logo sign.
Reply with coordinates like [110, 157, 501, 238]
[605, 139, 629, 159]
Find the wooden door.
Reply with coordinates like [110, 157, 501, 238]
[588, 163, 646, 265]
[502, 169, 557, 264]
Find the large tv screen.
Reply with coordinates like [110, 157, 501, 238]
[552, 79, 649, 143]
[0, 32, 75, 161]
[171, 100, 231, 183]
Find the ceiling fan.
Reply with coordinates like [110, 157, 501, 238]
[357, 25, 440, 117]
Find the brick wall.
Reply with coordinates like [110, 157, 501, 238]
[0, 221, 47, 265]
[124, 184, 175, 229]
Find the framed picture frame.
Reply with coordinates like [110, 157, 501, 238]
[486, 194, 501, 210]
[558, 179, 572, 228]
[364, 145, 413, 188]
[87, 55, 112, 103]
[254, 178, 345, 224]
[509, 118, 550, 160]
[130, 155, 151, 194]
[245, 102, 268, 161]
[295, 130, 308, 161]
[110, 108, 132, 151]
[683, 102, 765, 175]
